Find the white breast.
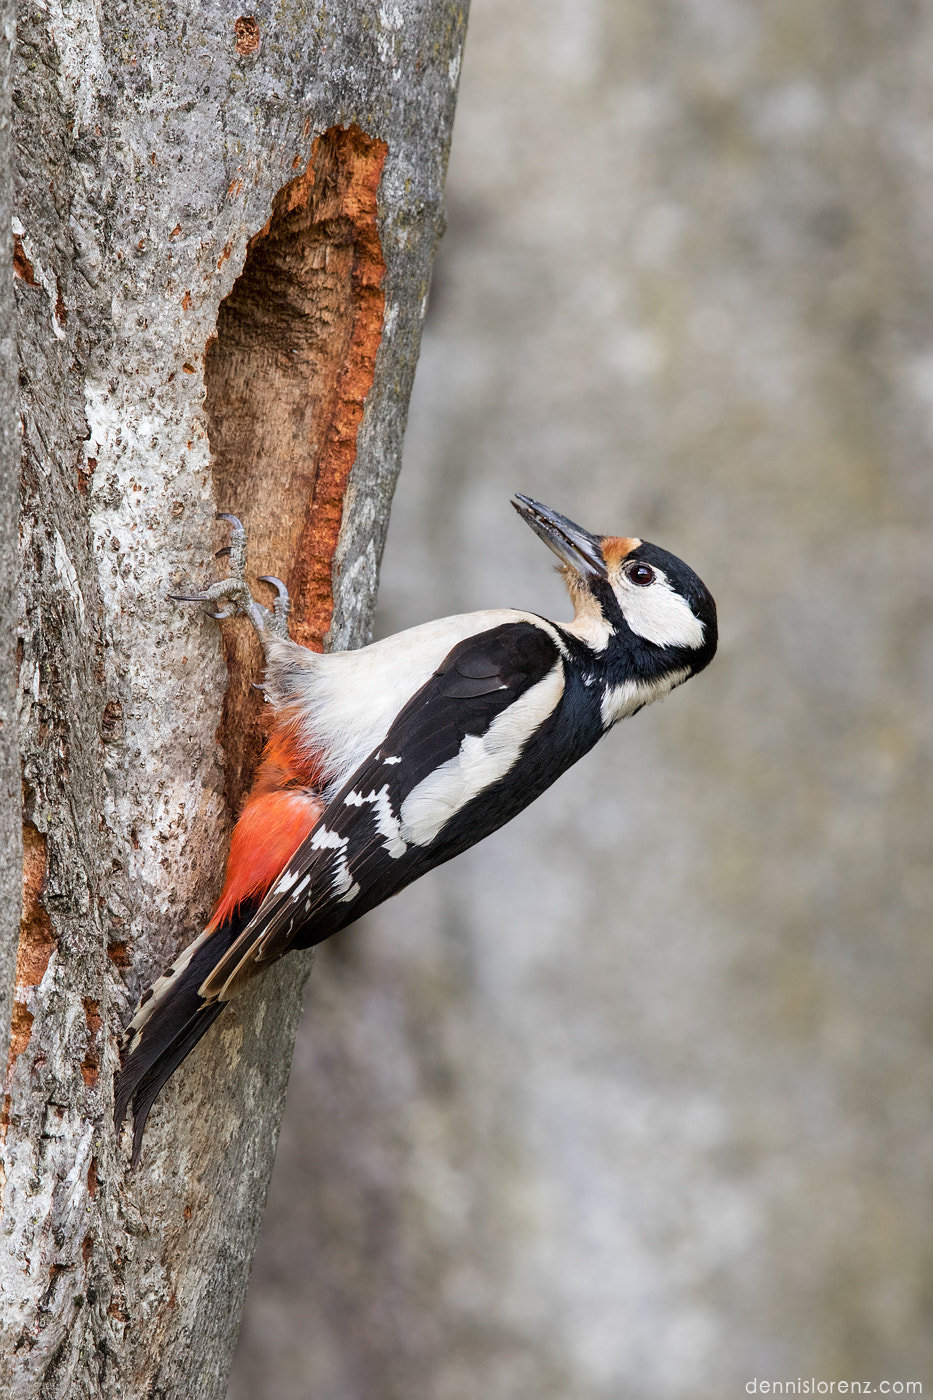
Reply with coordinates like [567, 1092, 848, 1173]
[263, 609, 552, 793]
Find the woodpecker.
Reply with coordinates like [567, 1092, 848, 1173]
[115, 495, 717, 1163]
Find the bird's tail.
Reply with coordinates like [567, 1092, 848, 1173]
[113, 903, 260, 1166]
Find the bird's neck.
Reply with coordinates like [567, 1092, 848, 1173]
[553, 623, 690, 730]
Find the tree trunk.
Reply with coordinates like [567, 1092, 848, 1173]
[0, 3, 467, 1396]
[0, 0, 18, 1059]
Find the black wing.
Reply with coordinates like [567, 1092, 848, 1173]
[199, 621, 563, 999]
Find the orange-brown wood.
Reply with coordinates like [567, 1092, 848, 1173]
[203, 124, 388, 815]
[4, 823, 58, 1092]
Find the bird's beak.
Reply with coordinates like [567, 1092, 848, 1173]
[511, 494, 608, 582]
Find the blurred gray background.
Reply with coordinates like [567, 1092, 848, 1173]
[228, 2, 933, 1397]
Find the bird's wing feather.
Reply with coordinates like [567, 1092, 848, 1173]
[199, 622, 562, 1000]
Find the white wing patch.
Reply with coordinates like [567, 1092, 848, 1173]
[399, 662, 565, 847]
[271, 866, 304, 895]
[310, 825, 355, 897]
[345, 783, 407, 858]
[371, 784, 407, 857]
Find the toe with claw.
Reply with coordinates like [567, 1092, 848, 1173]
[256, 576, 291, 640]
[171, 514, 291, 642]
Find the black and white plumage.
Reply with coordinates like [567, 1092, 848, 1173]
[115, 496, 717, 1161]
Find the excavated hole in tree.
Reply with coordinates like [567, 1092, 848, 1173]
[203, 124, 387, 811]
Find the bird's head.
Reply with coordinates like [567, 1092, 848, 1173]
[512, 494, 718, 687]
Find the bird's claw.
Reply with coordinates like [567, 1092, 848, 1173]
[171, 514, 291, 642]
[256, 576, 290, 637]
[257, 575, 288, 600]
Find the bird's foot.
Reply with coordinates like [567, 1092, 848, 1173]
[171, 513, 291, 641]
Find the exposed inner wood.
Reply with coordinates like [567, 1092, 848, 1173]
[203, 123, 388, 812]
[234, 16, 261, 54]
[16, 822, 56, 991]
[3, 822, 58, 1104]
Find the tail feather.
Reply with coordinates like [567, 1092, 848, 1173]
[123, 1003, 227, 1165]
[114, 903, 260, 1165]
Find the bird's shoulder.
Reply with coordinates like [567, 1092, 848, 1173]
[431, 616, 563, 697]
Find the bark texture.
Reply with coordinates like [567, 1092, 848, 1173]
[0, 3, 466, 1397]
[0, 0, 17, 1083]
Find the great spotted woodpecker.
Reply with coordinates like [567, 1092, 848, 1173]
[115, 496, 717, 1162]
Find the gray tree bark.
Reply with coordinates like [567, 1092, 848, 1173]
[0, 3, 467, 1397]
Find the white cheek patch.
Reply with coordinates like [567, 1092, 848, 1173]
[616, 571, 706, 650]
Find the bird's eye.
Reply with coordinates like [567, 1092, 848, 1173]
[624, 562, 655, 587]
